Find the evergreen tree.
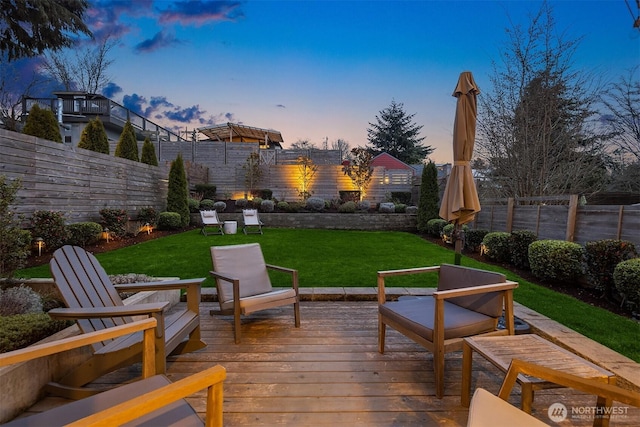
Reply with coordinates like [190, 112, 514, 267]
[0, 176, 32, 279]
[140, 137, 158, 166]
[417, 161, 440, 233]
[78, 117, 109, 154]
[115, 120, 139, 161]
[367, 100, 433, 164]
[23, 104, 62, 142]
[166, 154, 190, 227]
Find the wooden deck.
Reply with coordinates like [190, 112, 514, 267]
[22, 301, 640, 426]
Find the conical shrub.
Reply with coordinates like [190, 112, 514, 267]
[115, 120, 139, 161]
[78, 117, 109, 154]
[166, 153, 190, 227]
[23, 104, 62, 143]
[141, 137, 158, 166]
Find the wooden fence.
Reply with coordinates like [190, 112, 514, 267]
[473, 195, 640, 247]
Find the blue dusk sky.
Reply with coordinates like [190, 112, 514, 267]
[37, 1, 640, 162]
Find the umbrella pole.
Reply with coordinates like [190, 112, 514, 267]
[453, 223, 462, 265]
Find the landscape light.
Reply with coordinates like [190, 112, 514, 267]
[35, 237, 44, 256]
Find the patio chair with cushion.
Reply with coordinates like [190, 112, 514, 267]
[377, 263, 518, 398]
[46, 245, 206, 399]
[242, 209, 264, 234]
[209, 243, 300, 343]
[201, 210, 224, 235]
[467, 359, 640, 427]
[0, 318, 226, 427]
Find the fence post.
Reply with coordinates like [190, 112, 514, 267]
[565, 194, 579, 242]
[506, 198, 515, 232]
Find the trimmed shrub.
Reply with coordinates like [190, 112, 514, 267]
[199, 199, 215, 210]
[509, 230, 538, 269]
[378, 202, 395, 213]
[390, 191, 411, 205]
[613, 258, 640, 311]
[585, 240, 637, 298]
[194, 184, 216, 200]
[338, 201, 357, 213]
[136, 207, 158, 225]
[166, 154, 189, 227]
[442, 223, 455, 242]
[261, 199, 275, 212]
[114, 120, 139, 161]
[0, 313, 70, 353]
[394, 203, 407, 213]
[157, 212, 182, 230]
[356, 200, 371, 211]
[0, 285, 43, 316]
[213, 201, 227, 212]
[251, 197, 263, 208]
[481, 232, 511, 263]
[31, 210, 69, 250]
[277, 201, 289, 211]
[188, 198, 200, 213]
[140, 137, 158, 166]
[65, 222, 102, 246]
[306, 197, 325, 212]
[405, 205, 418, 215]
[529, 240, 585, 283]
[23, 104, 62, 143]
[236, 198, 249, 209]
[417, 161, 440, 233]
[427, 218, 447, 238]
[99, 208, 128, 238]
[465, 229, 488, 253]
[78, 116, 109, 154]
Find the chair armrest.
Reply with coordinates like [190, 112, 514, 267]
[48, 302, 170, 320]
[499, 359, 640, 408]
[114, 278, 205, 292]
[266, 264, 299, 291]
[209, 270, 237, 284]
[377, 266, 440, 304]
[0, 318, 157, 368]
[433, 281, 518, 300]
[67, 365, 227, 427]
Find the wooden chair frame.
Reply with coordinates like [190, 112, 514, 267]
[0, 319, 226, 427]
[377, 265, 518, 398]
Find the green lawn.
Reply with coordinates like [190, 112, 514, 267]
[17, 228, 640, 361]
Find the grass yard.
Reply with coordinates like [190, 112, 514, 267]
[17, 228, 640, 361]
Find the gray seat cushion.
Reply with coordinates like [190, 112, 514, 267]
[379, 297, 498, 341]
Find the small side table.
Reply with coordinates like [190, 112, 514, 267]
[461, 334, 615, 424]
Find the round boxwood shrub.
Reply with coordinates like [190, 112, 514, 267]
[394, 204, 407, 213]
[356, 200, 370, 211]
[236, 198, 249, 209]
[426, 218, 447, 237]
[251, 197, 263, 208]
[136, 207, 158, 225]
[157, 212, 182, 230]
[277, 201, 289, 211]
[379, 202, 395, 213]
[65, 222, 103, 246]
[585, 239, 637, 297]
[509, 230, 538, 270]
[613, 258, 640, 311]
[529, 240, 585, 283]
[465, 229, 488, 253]
[261, 199, 275, 212]
[442, 223, 455, 242]
[199, 199, 215, 210]
[338, 201, 356, 213]
[481, 232, 511, 262]
[306, 197, 325, 212]
[188, 198, 200, 213]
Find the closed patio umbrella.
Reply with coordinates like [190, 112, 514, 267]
[439, 71, 481, 264]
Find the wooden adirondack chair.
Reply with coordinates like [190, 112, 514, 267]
[46, 245, 207, 399]
[0, 318, 226, 427]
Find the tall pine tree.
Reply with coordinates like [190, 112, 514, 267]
[166, 153, 190, 227]
[115, 120, 139, 161]
[367, 100, 432, 164]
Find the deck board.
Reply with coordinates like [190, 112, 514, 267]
[17, 301, 640, 426]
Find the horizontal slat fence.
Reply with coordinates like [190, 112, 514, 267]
[473, 196, 640, 247]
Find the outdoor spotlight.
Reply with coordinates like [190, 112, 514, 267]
[35, 237, 44, 256]
[103, 228, 111, 243]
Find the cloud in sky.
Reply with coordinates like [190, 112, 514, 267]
[102, 82, 122, 98]
[134, 30, 183, 53]
[156, 0, 244, 26]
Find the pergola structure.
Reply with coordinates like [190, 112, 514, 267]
[199, 123, 284, 149]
